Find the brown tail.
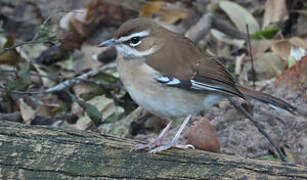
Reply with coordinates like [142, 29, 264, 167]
[237, 85, 296, 114]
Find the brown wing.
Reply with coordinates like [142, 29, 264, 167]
[146, 32, 244, 98]
[192, 54, 244, 98]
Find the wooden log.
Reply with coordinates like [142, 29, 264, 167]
[0, 120, 306, 179]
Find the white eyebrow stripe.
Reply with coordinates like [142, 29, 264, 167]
[118, 30, 150, 42]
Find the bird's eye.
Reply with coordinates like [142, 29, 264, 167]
[127, 37, 141, 46]
[130, 37, 140, 44]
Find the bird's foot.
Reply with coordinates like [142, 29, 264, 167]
[149, 143, 194, 153]
[130, 140, 161, 152]
[131, 115, 194, 153]
[131, 141, 195, 153]
[131, 120, 174, 152]
[149, 115, 194, 153]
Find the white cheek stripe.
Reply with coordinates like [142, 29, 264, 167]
[118, 30, 150, 42]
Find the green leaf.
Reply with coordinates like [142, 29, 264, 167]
[68, 91, 102, 126]
[288, 58, 296, 68]
[251, 27, 279, 40]
[83, 102, 103, 126]
[103, 112, 121, 124]
[95, 71, 118, 83]
[37, 24, 61, 47]
[8, 63, 31, 91]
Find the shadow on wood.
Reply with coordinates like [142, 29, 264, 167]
[0, 120, 306, 179]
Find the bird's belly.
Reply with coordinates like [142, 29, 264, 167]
[118, 60, 223, 119]
[126, 81, 206, 118]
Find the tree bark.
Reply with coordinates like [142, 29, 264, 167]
[0, 120, 306, 180]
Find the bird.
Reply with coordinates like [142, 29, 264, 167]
[97, 18, 295, 153]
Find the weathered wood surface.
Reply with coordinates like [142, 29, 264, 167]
[0, 120, 306, 180]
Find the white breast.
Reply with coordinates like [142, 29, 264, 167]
[117, 56, 223, 119]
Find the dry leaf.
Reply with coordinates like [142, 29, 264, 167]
[275, 56, 307, 90]
[218, 1, 259, 33]
[185, 13, 212, 42]
[0, 35, 24, 67]
[272, 40, 291, 61]
[187, 117, 220, 152]
[59, 9, 89, 37]
[70, 9, 89, 37]
[250, 40, 271, 59]
[18, 98, 36, 124]
[36, 94, 63, 118]
[33, 63, 55, 88]
[282, 146, 306, 166]
[56, 0, 138, 52]
[290, 37, 307, 50]
[244, 53, 285, 81]
[139, 1, 190, 24]
[272, 38, 307, 62]
[74, 95, 124, 130]
[72, 43, 102, 73]
[59, 11, 75, 31]
[263, 0, 288, 29]
[211, 29, 245, 48]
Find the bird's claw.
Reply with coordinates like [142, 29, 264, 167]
[149, 143, 195, 153]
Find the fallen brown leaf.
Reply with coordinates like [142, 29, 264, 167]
[187, 117, 220, 153]
[271, 40, 291, 61]
[139, 1, 190, 24]
[18, 98, 36, 124]
[275, 56, 307, 90]
[262, 0, 288, 29]
[218, 1, 259, 33]
[0, 35, 24, 67]
[244, 52, 285, 81]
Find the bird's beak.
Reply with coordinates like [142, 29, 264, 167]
[97, 38, 118, 47]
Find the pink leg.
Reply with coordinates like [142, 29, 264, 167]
[149, 115, 195, 153]
[131, 120, 174, 151]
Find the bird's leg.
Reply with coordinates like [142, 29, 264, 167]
[131, 119, 174, 151]
[150, 115, 195, 153]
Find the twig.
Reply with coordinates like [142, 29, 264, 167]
[228, 98, 287, 162]
[33, 16, 52, 40]
[0, 41, 43, 55]
[246, 24, 256, 88]
[45, 63, 116, 93]
[79, 78, 119, 89]
[0, 69, 119, 89]
[0, 16, 51, 55]
[0, 63, 117, 95]
[0, 88, 47, 95]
